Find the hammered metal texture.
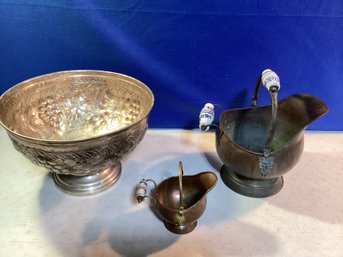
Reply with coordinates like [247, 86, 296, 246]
[0, 70, 154, 176]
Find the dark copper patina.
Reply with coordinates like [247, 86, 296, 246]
[217, 93, 328, 197]
[137, 162, 217, 234]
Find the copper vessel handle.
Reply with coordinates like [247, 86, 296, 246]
[136, 179, 156, 204]
[199, 103, 225, 131]
[178, 161, 184, 210]
[177, 161, 185, 225]
[251, 69, 281, 107]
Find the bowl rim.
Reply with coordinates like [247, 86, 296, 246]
[0, 69, 154, 143]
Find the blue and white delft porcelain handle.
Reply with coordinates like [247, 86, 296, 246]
[136, 179, 157, 203]
[261, 69, 281, 91]
[199, 103, 215, 131]
[251, 69, 281, 107]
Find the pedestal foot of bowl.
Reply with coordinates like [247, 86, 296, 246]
[163, 221, 197, 234]
[53, 163, 122, 196]
[220, 165, 283, 198]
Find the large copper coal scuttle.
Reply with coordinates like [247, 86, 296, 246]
[0, 70, 154, 195]
[200, 69, 328, 198]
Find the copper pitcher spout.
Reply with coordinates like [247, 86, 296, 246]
[278, 93, 328, 133]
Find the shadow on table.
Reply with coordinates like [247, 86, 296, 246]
[267, 151, 343, 224]
[82, 209, 179, 257]
[39, 173, 65, 212]
[36, 133, 271, 256]
[38, 173, 178, 257]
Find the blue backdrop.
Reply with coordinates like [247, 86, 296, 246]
[0, 1, 342, 130]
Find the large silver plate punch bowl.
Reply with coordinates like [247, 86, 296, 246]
[0, 70, 154, 195]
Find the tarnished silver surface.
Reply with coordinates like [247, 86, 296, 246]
[0, 70, 154, 195]
[53, 163, 122, 196]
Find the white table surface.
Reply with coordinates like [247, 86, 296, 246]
[0, 127, 342, 257]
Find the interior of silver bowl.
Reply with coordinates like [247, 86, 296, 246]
[0, 70, 154, 141]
